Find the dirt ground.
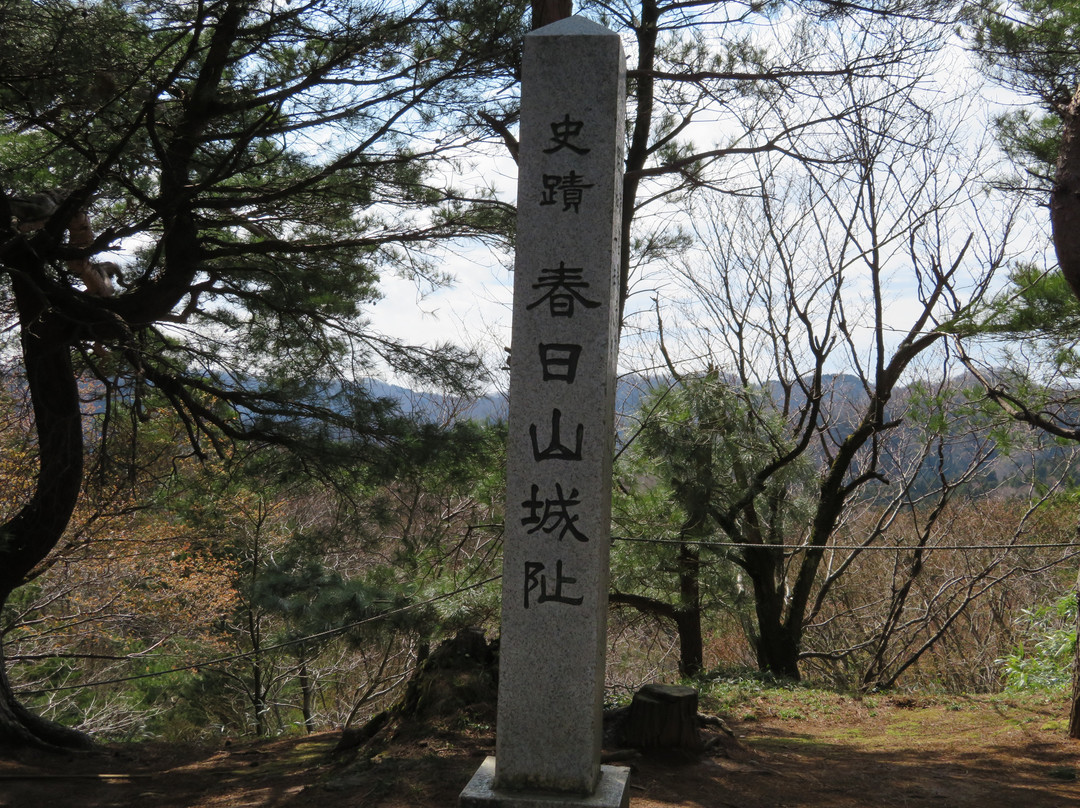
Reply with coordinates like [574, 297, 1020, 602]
[1, 693, 1078, 807]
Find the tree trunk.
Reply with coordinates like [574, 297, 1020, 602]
[619, 0, 660, 317]
[0, 638, 92, 752]
[531, 0, 572, 29]
[621, 684, 702, 752]
[754, 620, 801, 680]
[673, 610, 704, 680]
[1047, 89, 1080, 740]
[675, 543, 704, 678]
[1053, 85, 1080, 299]
[609, 591, 702, 679]
[249, 619, 266, 737]
[743, 546, 801, 679]
[0, 272, 90, 750]
[0, 280, 84, 597]
[298, 656, 315, 735]
[1069, 563, 1080, 740]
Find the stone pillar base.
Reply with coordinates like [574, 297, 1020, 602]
[460, 757, 631, 808]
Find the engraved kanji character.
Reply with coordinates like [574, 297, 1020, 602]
[538, 342, 582, 383]
[524, 560, 583, 608]
[542, 114, 590, 155]
[521, 482, 589, 542]
[529, 408, 584, 461]
[540, 171, 594, 212]
[526, 262, 600, 318]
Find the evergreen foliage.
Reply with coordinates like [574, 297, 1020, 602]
[971, 0, 1080, 184]
[613, 374, 815, 678]
[0, 0, 520, 748]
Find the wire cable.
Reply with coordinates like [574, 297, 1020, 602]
[14, 574, 501, 696]
[611, 535, 1080, 551]
[16, 536, 1080, 694]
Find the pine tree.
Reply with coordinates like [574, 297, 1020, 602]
[0, 0, 521, 749]
[971, 0, 1080, 738]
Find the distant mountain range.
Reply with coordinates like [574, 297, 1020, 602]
[360, 379, 508, 422]
[360, 376, 650, 424]
[364, 372, 1080, 495]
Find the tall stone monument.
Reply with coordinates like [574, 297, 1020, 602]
[460, 15, 630, 808]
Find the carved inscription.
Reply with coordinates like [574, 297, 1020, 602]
[524, 560, 583, 608]
[541, 171, 595, 212]
[517, 110, 606, 609]
[538, 343, 582, 382]
[527, 262, 600, 317]
[521, 482, 589, 542]
[542, 114, 590, 154]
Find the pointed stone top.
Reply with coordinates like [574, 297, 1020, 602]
[528, 15, 618, 38]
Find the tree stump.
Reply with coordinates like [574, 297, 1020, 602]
[621, 684, 702, 752]
[334, 628, 497, 757]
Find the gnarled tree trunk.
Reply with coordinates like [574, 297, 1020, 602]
[0, 264, 90, 750]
